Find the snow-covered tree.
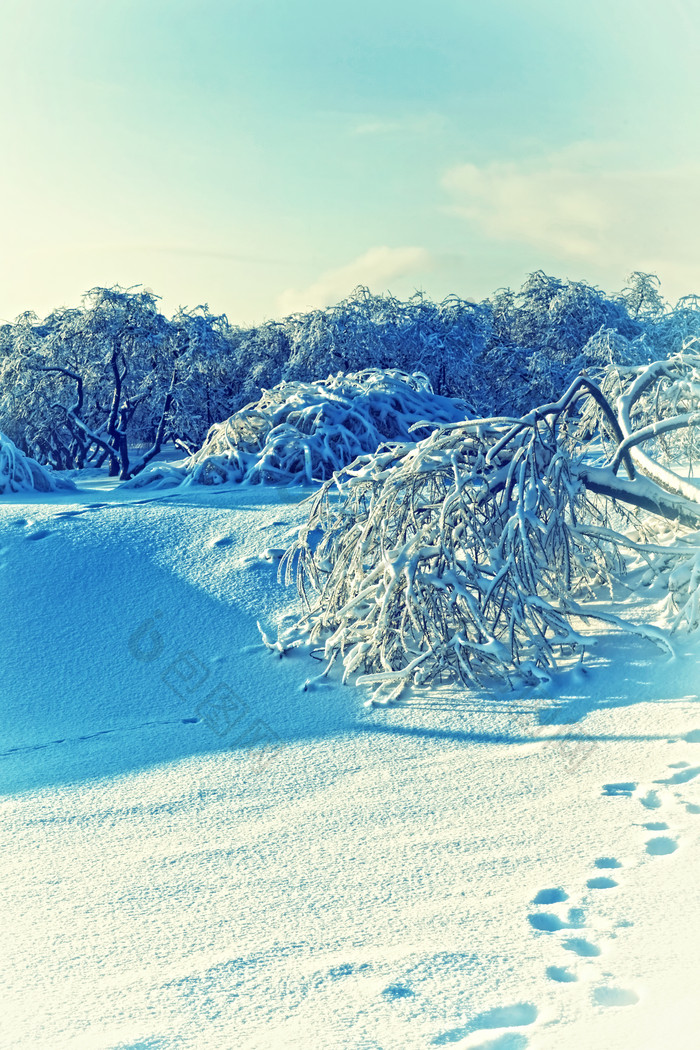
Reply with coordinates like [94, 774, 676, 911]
[161, 305, 237, 452]
[133, 369, 469, 488]
[2, 270, 699, 485]
[0, 287, 240, 480]
[275, 347, 700, 702]
[0, 432, 76, 494]
[232, 287, 492, 412]
[621, 271, 666, 321]
[483, 272, 646, 416]
[0, 288, 168, 477]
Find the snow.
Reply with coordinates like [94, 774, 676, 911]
[129, 369, 468, 489]
[0, 432, 77, 495]
[1, 477, 699, 1049]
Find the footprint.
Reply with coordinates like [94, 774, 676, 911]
[330, 963, 367, 979]
[546, 965, 578, 983]
[433, 1003, 538, 1046]
[594, 857, 622, 869]
[646, 836, 678, 856]
[10, 518, 29, 527]
[602, 783, 636, 797]
[528, 913, 568, 932]
[566, 908, 585, 928]
[469, 1037, 529, 1050]
[685, 803, 700, 815]
[682, 730, 700, 744]
[208, 535, 235, 548]
[25, 528, 52, 541]
[262, 547, 286, 562]
[639, 790, 662, 810]
[656, 766, 700, 786]
[563, 938, 601, 958]
[643, 822, 668, 831]
[587, 877, 618, 890]
[532, 888, 568, 905]
[470, 1004, 539, 1029]
[382, 983, 414, 999]
[594, 986, 639, 1008]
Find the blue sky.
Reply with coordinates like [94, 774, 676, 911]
[1, 0, 698, 323]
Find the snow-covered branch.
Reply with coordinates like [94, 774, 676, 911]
[181, 369, 469, 486]
[274, 356, 700, 701]
[0, 432, 76, 494]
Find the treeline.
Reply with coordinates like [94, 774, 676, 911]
[0, 272, 698, 479]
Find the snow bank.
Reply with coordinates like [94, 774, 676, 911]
[128, 369, 468, 489]
[0, 432, 76, 494]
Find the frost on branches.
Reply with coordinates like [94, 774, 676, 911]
[181, 369, 468, 486]
[276, 349, 700, 702]
[0, 432, 76, 494]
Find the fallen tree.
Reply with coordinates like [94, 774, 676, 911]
[186, 369, 468, 485]
[128, 369, 469, 488]
[273, 347, 700, 701]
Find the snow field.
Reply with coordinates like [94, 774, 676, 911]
[0, 484, 699, 1049]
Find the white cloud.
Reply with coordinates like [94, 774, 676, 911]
[441, 145, 700, 298]
[352, 113, 447, 137]
[277, 246, 434, 316]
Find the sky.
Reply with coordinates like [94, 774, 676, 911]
[1, 0, 699, 325]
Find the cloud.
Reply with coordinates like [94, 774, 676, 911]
[25, 240, 284, 267]
[441, 145, 700, 297]
[277, 246, 434, 316]
[352, 113, 447, 137]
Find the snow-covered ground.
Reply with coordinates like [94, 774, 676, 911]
[1, 476, 699, 1050]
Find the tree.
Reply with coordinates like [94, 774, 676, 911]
[181, 369, 469, 486]
[621, 271, 666, 320]
[0, 287, 240, 480]
[234, 287, 492, 413]
[162, 304, 237, 452]
[0, 432, 76, 494]
[0, 288, 169, 477]
[275, 347, 700, 702]
[482, 272, 646, 416]
[2, 271, 698, 486]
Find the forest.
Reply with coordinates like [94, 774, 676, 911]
[1, 271, 696, 481]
